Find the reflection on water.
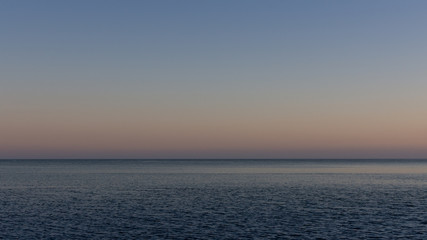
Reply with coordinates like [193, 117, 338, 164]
[1, 159, 426, 239]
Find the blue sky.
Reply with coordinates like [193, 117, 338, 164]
[1, 1, 427, 158]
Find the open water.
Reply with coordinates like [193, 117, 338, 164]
[1, 159, 426, 239]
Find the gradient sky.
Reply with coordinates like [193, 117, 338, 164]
[1, 0, 427, 159]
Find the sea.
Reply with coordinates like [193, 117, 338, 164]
[1, 159, 426, 239]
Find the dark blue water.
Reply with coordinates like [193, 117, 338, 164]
[1, 159, 426, 239]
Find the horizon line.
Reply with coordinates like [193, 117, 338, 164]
[1, 158, 427, 160]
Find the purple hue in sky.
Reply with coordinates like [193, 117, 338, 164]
[1, 1, 427, 158]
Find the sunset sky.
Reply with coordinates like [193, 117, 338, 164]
[1, 0, 427, 159]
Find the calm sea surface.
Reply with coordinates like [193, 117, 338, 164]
[1, 159, 426, 239]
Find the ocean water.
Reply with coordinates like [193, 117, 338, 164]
[1, 159, 426, 239]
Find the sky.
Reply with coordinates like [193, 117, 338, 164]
[1, 0, 427, 159]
